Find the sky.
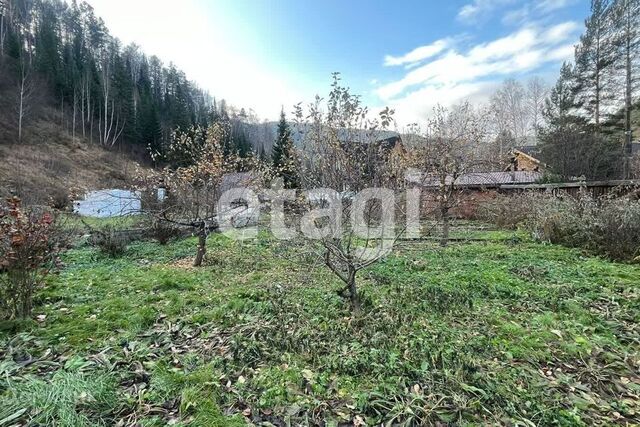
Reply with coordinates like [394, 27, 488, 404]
[83, 0, 590, 126]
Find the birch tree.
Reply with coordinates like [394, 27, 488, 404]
[526, 76, 548, 139]
[15, 53, 33, 143]
[0, 0, 7, 58]
[97, 48, 125, 147]
[490, 79, 528, 150]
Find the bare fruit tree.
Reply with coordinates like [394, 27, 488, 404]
[410, 103, 488, 247]
[148, 123, 239, 267]
[293, 74, 408, 313]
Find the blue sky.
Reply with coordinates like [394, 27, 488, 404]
[86, 0, 590, 125]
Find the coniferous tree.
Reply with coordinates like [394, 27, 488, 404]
[0, 0, 214, 153]
[573, 0, 616, 129]
[272, 108, 298, 188]
[610, 0, 640, 177]
[543, 63, 584, 130]
[541, 63, 621, 179]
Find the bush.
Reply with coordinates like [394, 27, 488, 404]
[479, 192, 540, 230]
[146, 218, 180, 245]
[88, 225, 129, 257]
[0, 197, 63, 319]
[481, 191, 640, 261]
[569, 196, 640, 261]
[47, 187, 71, 210]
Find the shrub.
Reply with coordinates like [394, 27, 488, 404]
[146, 217, 180, 245]
[567, 196, 640, 261]
[0, 197, 63, 319]
[479, 192, 540, 230]
[481, 191, 640, 261]
[88, 225, 129, 257]
[48, 187, 71, 210]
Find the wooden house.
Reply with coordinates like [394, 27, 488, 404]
[505, 146, 544, 172]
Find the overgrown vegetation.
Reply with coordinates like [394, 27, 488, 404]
[87, 224, 131, 258]
[0, 197, 64, 319]
[482, 191, 640, 261]
[0, 222, 638, 425]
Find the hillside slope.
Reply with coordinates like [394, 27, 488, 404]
[0, 113, 148, 207]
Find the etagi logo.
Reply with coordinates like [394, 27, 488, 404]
[216, 178, 422, 262]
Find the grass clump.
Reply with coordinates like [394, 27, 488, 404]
[0, 370, 119, 426]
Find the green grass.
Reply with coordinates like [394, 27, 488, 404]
[61, 213, 146, 233]
[1, 225, 639, 426]
[0, 369, 119, 426]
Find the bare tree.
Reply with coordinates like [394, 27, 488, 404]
[293, 74, 407, 313]
[98, 50, 125, 147]
[490, 79, 528, 152]
[410, 103, 488, 246]
[145, 123, 256, 267]
[15, 55, 34, 143]
[526, 76, 548, 139]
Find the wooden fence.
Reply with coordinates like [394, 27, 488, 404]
[500, 180, 640, 198]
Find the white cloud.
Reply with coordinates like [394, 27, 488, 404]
[375, 22, 580, 125]
[502, 5, 532, 25]
[503, 0, 579, 25]
[536, 0, 578, 13]
[547, 44, 576, 61]
[81, 0, 305, 121]
[540, 21, 580, 44]
[389, 81, 498, 126]
[457, 0, 516, 23]
[384, 39, 451, 67]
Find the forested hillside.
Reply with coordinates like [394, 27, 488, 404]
[2, 0, 640, 184]
[0, 0, 272, 204]
[0, 0, 213, 151]
[0, 0, 266, 157]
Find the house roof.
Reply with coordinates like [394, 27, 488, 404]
[407, 171, 543, 188]
[515, 145, 541, 156]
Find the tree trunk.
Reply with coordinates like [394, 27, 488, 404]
[440, 205, 450, 247]
[72, 90, 77, 143]
[624, 10, 633, 179]
[17, 60, 29, 144]
[193, 224, 207, 267]
[347, 266, 360, 314]
[18, 93, 23, 143]
[81, 80, 86, 139]
[0, 12, 5, 59]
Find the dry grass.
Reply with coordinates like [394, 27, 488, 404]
[0, 115, 149, 207]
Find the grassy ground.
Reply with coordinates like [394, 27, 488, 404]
[0, 225, 638, 426]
